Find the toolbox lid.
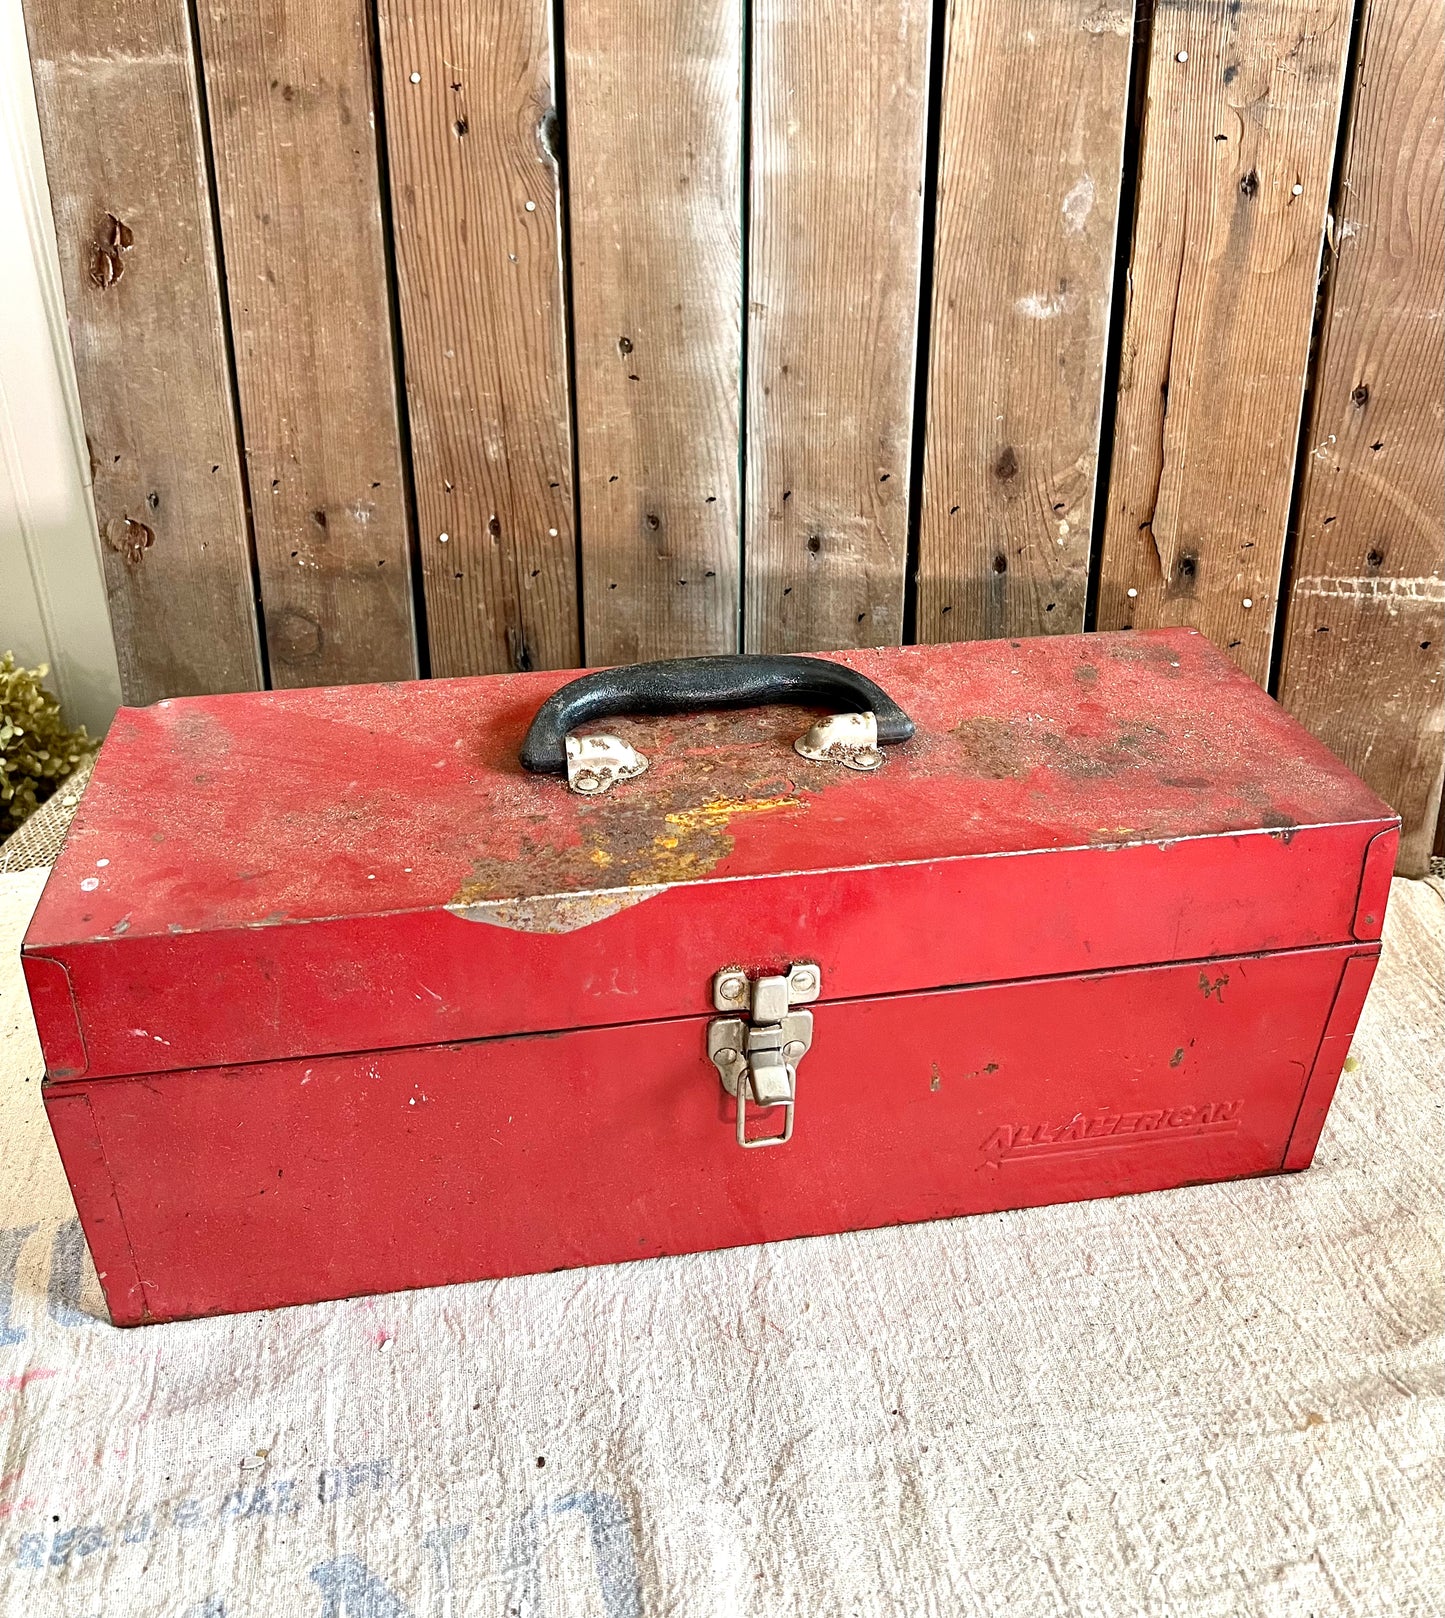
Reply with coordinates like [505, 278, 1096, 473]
[25, 629, 1397, 1083]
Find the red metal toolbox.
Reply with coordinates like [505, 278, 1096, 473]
[23, 629, 1396, 1325]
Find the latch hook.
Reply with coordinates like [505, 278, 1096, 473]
[707, 965, 819, 1147]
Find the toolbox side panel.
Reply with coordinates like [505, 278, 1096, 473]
[32, 822, 1386, 1083]
[59, 944, 1370, 1324]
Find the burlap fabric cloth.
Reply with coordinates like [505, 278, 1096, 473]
[0, 863, 1441, 1617]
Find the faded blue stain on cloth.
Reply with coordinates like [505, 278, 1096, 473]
[510, 1490, 643, 1618]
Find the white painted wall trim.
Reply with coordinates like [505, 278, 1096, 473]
[0, 0, 121, 735]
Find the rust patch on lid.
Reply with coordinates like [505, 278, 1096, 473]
[955, 713, 1170, 786]
[1261, 809, 1300, 844]
[448, 740, 810, 929]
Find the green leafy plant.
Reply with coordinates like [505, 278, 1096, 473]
[0, 655, 91, 837]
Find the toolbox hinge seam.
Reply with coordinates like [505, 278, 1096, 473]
[43, 936, 1387, 1088]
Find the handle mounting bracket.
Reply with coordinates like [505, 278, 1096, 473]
[564, 733, 648, 795]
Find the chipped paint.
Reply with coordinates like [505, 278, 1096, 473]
[1262, 811, 1300, 845]
[1015, 290, 1073, 320]
[1293, 575, 1444, 607]
[448, 887, 665, 934]
[1061, 174, 1095, 233]
[1080, 4, 1131, 34]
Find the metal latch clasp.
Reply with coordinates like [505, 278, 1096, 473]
[707, 964, 820, 1148]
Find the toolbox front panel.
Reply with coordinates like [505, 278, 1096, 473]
[50, 942, 1373, 1324]
[27, 821, 1391, 1083]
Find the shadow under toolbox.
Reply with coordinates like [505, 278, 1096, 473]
[23, 629, 1397, 1324]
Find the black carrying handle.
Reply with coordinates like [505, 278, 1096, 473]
[520, 654, 915, 775]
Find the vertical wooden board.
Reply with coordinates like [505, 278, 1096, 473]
[3, 0, 123, 733]
[1278, 0, 1444, 875]
[197, 0, 417, 687]
[22, 0, 262, 704]
[917, 0, 1133, 644]
[745, 0, 932, 653]
[1096, 0, 1354, 683]
[378, 0, 578, 678]
[567, 0, 742, 665]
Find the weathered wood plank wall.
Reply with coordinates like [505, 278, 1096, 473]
[744, 0, 932, 653]
[1096, 0, 1355, 685]
[917, 0, 1132, 643]
[22, 0, 262, 705]
[197, 0, 418, 688]
[1277, 0, 1445, 874]
[378, 0, 579, 677]
[22, 0, 1444, 870]
[567, 0, 743, 665]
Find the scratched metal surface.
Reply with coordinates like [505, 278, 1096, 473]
[27, 630, 1391, 948]
[1, 869, 1441, 1616]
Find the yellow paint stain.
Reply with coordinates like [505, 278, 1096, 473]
[646, 795, 805, 884]
[663, 795, 803, 834]
[588, 848, 613, 868]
